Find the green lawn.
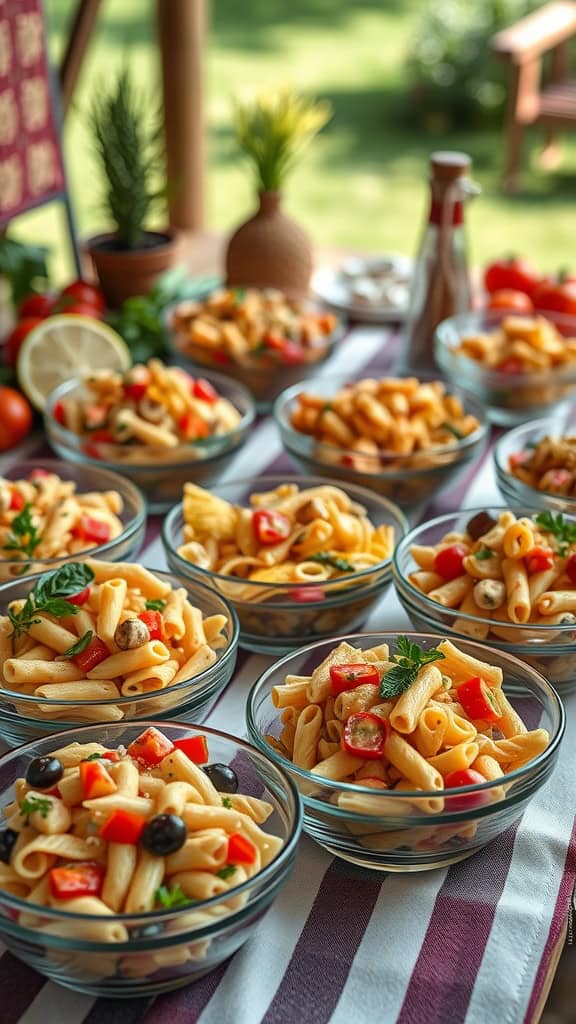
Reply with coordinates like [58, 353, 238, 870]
[12, 0, 576, 280]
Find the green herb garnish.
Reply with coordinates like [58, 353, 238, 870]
[85, 752, 104, 761]
[309, 551, 355, 572]
[474, 547, 493, 561]
[154, 883, 195, 910]
[2, 503, 42, 558]
[145, 598, 166, 612]
[7, 562, 95, 638]
[222, 796, 233, 809]
[63, 631, 94, 659]
[20, 795, 52, 821]
[217, 865, 237, 880]
[380, 636, 446, 698]
[440, 422, 464, 440]
[535, 511, 576, 557]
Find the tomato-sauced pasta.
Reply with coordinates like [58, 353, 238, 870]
[509, 435, 576, 496]
[456, 315, 576, 373]
[0, 727, 283, 931]
[177, 481, 395, 597]
[0, 560, 229, 719]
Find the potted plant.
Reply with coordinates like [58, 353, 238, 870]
[86, 69, 179, 308]
[225, 89, 331, 297]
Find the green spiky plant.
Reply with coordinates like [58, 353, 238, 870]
[233, 88, 332, 193]
[90, 69, 164, 251]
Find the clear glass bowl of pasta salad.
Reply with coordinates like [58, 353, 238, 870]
[162, 475, 407, 654]
[493, 412, 576, 517]
[0, 562, 239, 746]
[393, 507, 576, 693]
[435, 311, 576, 426]
[0, 460, 146, 583]
[0, 721, 302, 996]
[44, 367, 256, 514]
[274, 374, 488, 512]
[246, 631, 564, 872]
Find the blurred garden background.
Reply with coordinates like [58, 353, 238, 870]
[12, 0, 576, 277]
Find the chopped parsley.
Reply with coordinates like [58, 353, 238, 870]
[217, 865, 237, 880]
[309, 551, 355, 572]
[20, 795, 52, 821]
[145, 598, 166, 612]
[222, 796, 233, 809]
[2, 502, 42, 558]
[535, 511, 576, 557]
[474, 547, 494, 561]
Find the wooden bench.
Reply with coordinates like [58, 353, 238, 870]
[491, 0, 576, 190]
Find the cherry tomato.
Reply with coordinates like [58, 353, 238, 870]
[73, 636, 110, 673]
[342, 712, 389, 759]
[496, 357, 524, 374]
[486, 289, 534, 313]
[484, 256, 539, 297]
[566, 554, 576, 584]
[59, 302, 103, 319]
[173, 735, 209, 764]
[123, 366, 151, 401]
[137, 609, 163, 641]
[3, 318, 43, 367]
[9, 490, 25, 511]
[525, 546, 555, 574]
[444, 768, 489, 811]
[192, 377, 218, 403]
[252, 508, 291, 545]
[0, 387, 33, 451]
[72, 515, 111, 545]
[67, 586, 92, 607]
[18, 293, 55, 319]
[456, 677, 501, 722]
[433, 543, 468, 581]
[533, 275, 576, 316]
[179, 411, 210, 441]
[329, 663, 380, 696]
[49, 862, 104, 900]
[59, 280, 106, 314]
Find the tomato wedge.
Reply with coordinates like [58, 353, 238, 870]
[138, 610, 163, 640]
[79, 760, 117, 799]
[525, 546, 554, 574]
[227, 833, 257, 865]
[173, 735, 209, 764]
[444, 768, 488, 811]
[99, 809, 148, 844]
[67, 586, 92, 607]
[127, 727, 174, 767]
[342, 712, 389, 760]
[73, 636, 109, 673]
[456, 677, 501, 722]
[49, 862, 105, 900]
[330, 663, 379, 696]
[179, 411, 210, 440]
[9, 491, 25, 511]
[192, 378, 218, 403]
[252, 508, 291, 545]
[72, 515, 111, 545]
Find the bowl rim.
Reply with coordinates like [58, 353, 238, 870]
[0, 567, 240, 708]
[435, 310, 576, 387]
[493, 415, 576, 503]
[246, 630, 565, 800]
[273, 373, 489, 474]
[161, 473, 408, 597]
[0, 459, 147, 568]
[393, 505, 576, 634]
[44, 369, 257, 471]
[0, 720, 303, 928]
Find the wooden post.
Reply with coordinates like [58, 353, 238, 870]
[59, 0, 103, 116]
[157, 0, 206, 231]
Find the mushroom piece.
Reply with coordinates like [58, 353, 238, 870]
[295, 498, 329, 524]
[473, 579, 507, 610]
[114, 618, 150, 650]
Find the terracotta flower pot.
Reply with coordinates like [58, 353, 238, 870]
[225, 191, 313, 298]
[85, 229, 181, 308]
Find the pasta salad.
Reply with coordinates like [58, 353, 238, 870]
[509, 434, 576, 496]
[455, 315, 576, 373]
[0, 728, 282, 928]
[0, 560, 229, 720]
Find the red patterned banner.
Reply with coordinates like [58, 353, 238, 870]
[0, 0, 66, 225]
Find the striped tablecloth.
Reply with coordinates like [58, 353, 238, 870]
[1, 324, 575, 1024]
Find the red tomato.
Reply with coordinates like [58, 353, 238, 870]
[59, 302, 103, 319]
[72, 515, 111, 544]
[137, 609, 163, 641]
[433, 543, 468, 581]
[486, 289, 534, 313]
[342, 712, 389, 760]
[497, 357, 525, 374]
[329, 663, 380, 696]
[87, 429, 114, 445]
[264, 334, 307, 364]
[252, 508, 291, 545]
[566, 554, 576, 584]
[99, 809, 148, 844]
[290, 586, 325, 603]
[3, 318, 43, 367]
[9, 490, 25, 511]
[67, 586, 92, 607]
[456, 677, 501, 722]
[484, 256, 539, 297]
[0, 387, 33, 451]
[127, 727, 174, 767]
[18, 293, 55, 319]
[179, 411, 210, 441]
[444, 769, 489, 811]
[53, 400, 67, 426]
[59, 280, 106, 314]
[227, 833, 257, 865]
[73, 636, 110, 673]
[173, 735, 209, 764]
[49, 862, 104, 900]
[525, 546, 555, 574]
[508, 451, 529, 470]
[79, 760, 117, 799]
[533, 275, 576, 316]
[192, 377, 218, 403]
[123, 366, 151, 401]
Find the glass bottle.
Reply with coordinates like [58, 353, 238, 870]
[398, 151, 476, 373]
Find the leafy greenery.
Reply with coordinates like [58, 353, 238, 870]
[90, 69, 164, 250]
[154, 883, 195, 910]
[535, 511, 576, 557]
[145, 598, 167, 612]
[2, 503, 42, 558]
[63, 631, 94, 659]
[234, 88, 332, 192]
[217, 865, 237, 880]
[475, 547, 494, 561]
[0, 236, 49, 308]
[221, 796, 233, 809]
[20, 796, 52, 821]
[380, 636, 445, 698]
[8, 563, 94, 638]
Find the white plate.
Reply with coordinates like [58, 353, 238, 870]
[312, 255, 413, 323]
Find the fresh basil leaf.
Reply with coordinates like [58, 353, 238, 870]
[63, 630, 94, 659]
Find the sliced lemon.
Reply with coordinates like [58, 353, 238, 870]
[17, 315, 132, 410]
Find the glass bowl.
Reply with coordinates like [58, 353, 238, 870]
[44, 371, 256, 514]
[393, 508, 576, 694]
[0, 459, 146, 583]
[494, 412, 576, 516]
[162, 474, 407, 655]
[246, 632, 564, 872]
[274, 375, 488, 512]
[166, 298, 345, 413]
[435, 311, 576, 426]
[0, 722, 302, 996]
[0, 570, 239, 746]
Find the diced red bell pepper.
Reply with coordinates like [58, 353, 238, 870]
[99, 808, 148, 844]
[456, 676, 501, 723]
[53, 400, 67, 426]
[67, 585, 92, 607]
[330, 663, 380, 696]
[138, 610, 164, 640]
[173, 735, 209, 764]
[290, 586, 325, 603]
[29, 468, 50, 481]
[9, 490, 25, 511]
[49, 862, 105, 900]
[84, 404, 109, 431]
[227, 833, 257, 865]
[123, 367, 151, 402]
[179, 411, 210, 441]
[566, 554, 576, 585]
[540, 468, 572, 491]
[264, 334, 307, 366]
[72, 515, 111, 545]
[79, 760, 117, 799]
[525, 546, 555, 574]
[101, 750, 120, 762]
[342, 712, 389, 760]
[509, 451, 529, 470]
[73, 636, 110, 673]
[88, 429, 115, 445]
[497, 357, 524, 374]
[433, 543, 468, 581]
[211, 350, 230, 366]
[192, 377, 218, 403]
[444, 768, 489, 811]
[252, 508, 291, 545]
[124, 382, 148, 401]
[127, 727, 174, 767]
